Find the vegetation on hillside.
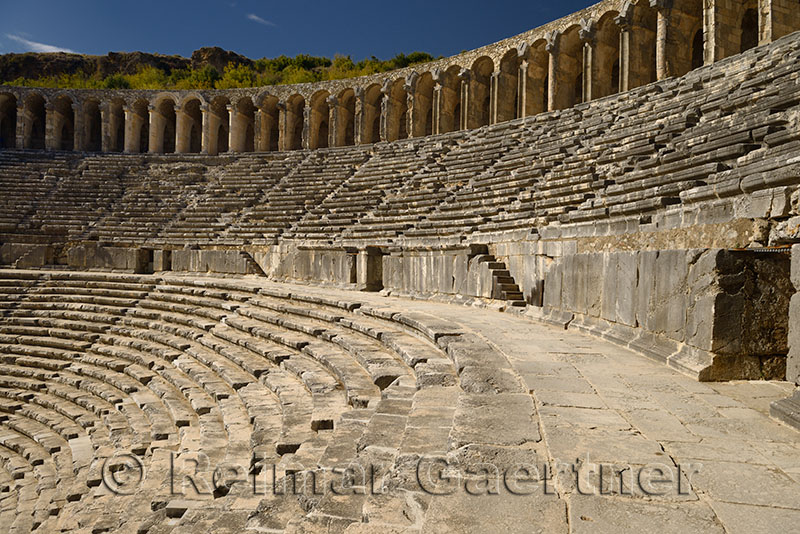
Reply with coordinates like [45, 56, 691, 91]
[2, 52, 438, 90]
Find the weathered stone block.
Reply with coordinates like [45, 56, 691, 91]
[616, 252, 638, 327]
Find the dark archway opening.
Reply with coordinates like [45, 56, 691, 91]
[740, 9, 758, 53]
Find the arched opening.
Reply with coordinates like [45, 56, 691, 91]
[497, 49, 519, 122]
[208, 96, 230, 155]
[438, 66, 461, 133]
[386, 79, 408, 142]
[23, 93, 46, 150]
[523, 40, 549, 117]
[335, 88, 356, 147]
[469, 57, 493, 128]
[552, 26, 582, 110]
[668, 0, 703, 77]
[740, 8, 759, 53]
[178, 97, 203, 154]
[309, 91, 330, 150]
[593, 12, 621, 99]
[83, 99, 102, 152]
[691, 30, 705, 70]
[620, 0, 657, 91]
[285, 94, 305, 151]
[52, 95, 75, 151]
[362, 84, 383, 144]
[0, 93, 17, 149]
[257, 94, 279, 152]
[151, 98, 176, 153]
[108, 99, 125, 153]
[231, 97, 255, 153]
[130, 99, 149, 153]
[412, 72, 434, 137]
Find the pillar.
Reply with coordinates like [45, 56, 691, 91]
[580, 23, 596, 103]
[15, 105, 24, 149]
[72, 104, 83, 152]
[122, 107, 134, 153]
[652, 0, 670, 78]
[201, 104, 211, 154]
[301, 105, 311, 150]
[379, 85, 390, 142]
[545, 33, 559, 112]
[404, 81, 415, 139]
[100, 105, 110, 153]
[459, 70, 470, 131]
[175, 105, 190, 154]
[254, 109, 263, 151]
[277, 101, 288, 151]
[489, 72, 500, 124]
[45, 103, 57, 151]
[517, 60, 529, 119]
[327, 95, 339, 147]
[148, 105, 159, 154]
[354, 88, 364, 145]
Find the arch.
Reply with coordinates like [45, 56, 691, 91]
[128, 99, 150, 153]
[177, 97, 203, 154]
[361, 84, 383, 144]
[412, 72, 434, 137]
[334, 88, 355, 147]
[593, 12, 621, 99]
[667, 0, 703, 77]
[208, 96, 230, 155]
[619, 0, 657, 91]
[496, 49, 519, 122]
[740, 5, 759, 53]
[257, 94, 279, 152]
[309, 90, 330, 150]
[522, 40, 549, 117]
[23, 93, 46, 150]
[82, 98, 102, 152]
[230, 97, 255, 153]
[150, 97, 176, 154]
[468, 56, 493, 128]
[0, 93, 17, 149]
[107, 98, 125, 153]
[385, 79, 408, 142]
[284, 94, 305, 151]
[52, 94, 75, 151]
[438, 66, 462, 133]
[551, 26, 583, 110]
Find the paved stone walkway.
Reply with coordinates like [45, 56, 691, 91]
[268, 280, 800, 534]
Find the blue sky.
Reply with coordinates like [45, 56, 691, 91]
[0, 1, 595, 61]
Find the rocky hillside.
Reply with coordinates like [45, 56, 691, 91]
[0, 47, 252, 81]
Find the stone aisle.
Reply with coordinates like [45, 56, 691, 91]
[269, 281, 800, 534]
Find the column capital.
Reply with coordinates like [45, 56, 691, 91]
[579, 19, 596, 44]
[458, 68, 471, 82]
[276, 101, 287, 111]
[545, 31, 560, 53]
[326, 94, 338, 106]
[517, 42, 530, 59]
[148, 104, 157, 112]
[354, 86, 365, 99]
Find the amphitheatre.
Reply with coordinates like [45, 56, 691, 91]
[1, 0, 800, 532]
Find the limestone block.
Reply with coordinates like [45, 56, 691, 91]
[543, 262, 562, 309]
[788, 293, 800, 385]
[636, 251, 658, 332]
[792, 244, 800, 290]
[585, 254, 603, 318]
[601, 253, 617, 322]
[616, 252, 638, 327]
[651, 250, 688, 343]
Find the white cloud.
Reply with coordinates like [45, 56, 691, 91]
[247, 14, 276, 27]
[6, 34, 75, 53]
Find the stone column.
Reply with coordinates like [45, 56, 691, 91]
[432, 82, 443, 135]
[651, 0, 671, 79]
[15, 105, 25, 149]
[771, 244, 800, 430]
[404, 81, 415, 138]
[301, 105, 311, 150]
[175, 105, 189, 154]
[123, 107, 135, 153]
[616, 16, 632, 92]
[379, 87, 390, 142]
[226, 104, 235, 153]
[99, 105, 110, 153]
[517, 60, 529, 119]
[459, 69, 470, 131]
[72, 104, 83, 152]
[45, 103, 57, 151]
[200, 104, 211, 154]
[254, 109, 263, 152]
[277, 101, 288, 151]
[545, 33, 559, 112]
[354, 87, 364, 145]
[148, 105, 159, 154]
[579, 22, 596, 103]
[489, 71, 500, 125]
[327, 95, 339, 147]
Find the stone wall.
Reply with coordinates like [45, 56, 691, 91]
[771, 244, 800, 426]
[538, 248, 792, 381]
[252, 246, 357, 287]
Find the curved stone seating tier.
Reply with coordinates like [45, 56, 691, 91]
[0, 269, 490, 532]
[0, 35, 798, 250]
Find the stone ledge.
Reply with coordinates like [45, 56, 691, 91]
[770, 390, 800, 430]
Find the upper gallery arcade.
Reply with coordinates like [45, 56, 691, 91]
[0, 0, 797, 156]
